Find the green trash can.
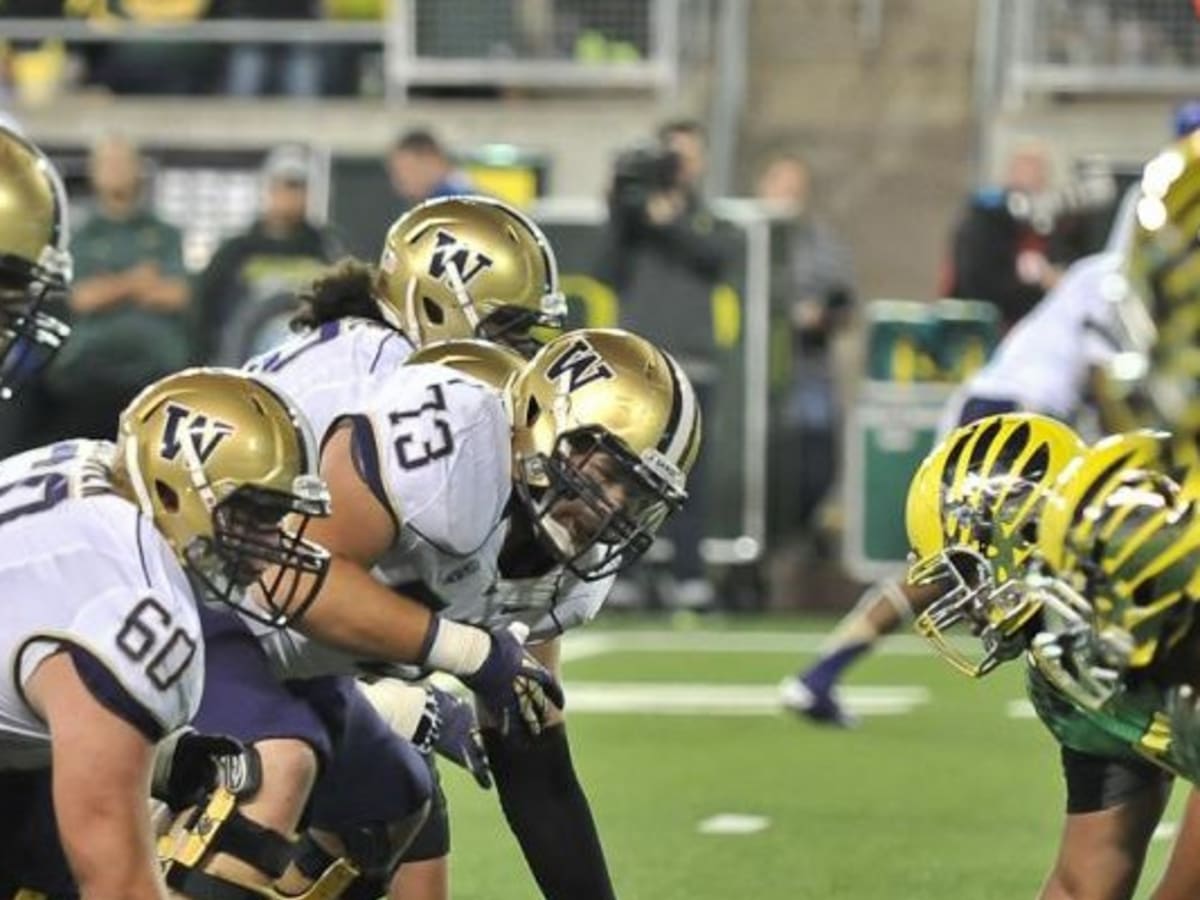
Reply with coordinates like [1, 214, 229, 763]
[933, 299, 999, 384]
[865, 300, 940, 383]
[842, 388, 952, 581]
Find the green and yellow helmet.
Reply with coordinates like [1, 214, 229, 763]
[113, 368, 332, 626]
[906, 413, 1085, 676]
[406, 338, 526, 393]
[507, 328, 701, 581]
[0, 126, 71, 399]
[1027, 430, 1200, 710]
[1039, 449, 1200, 670]
[376, 196, 566, 355]
[1113, 134, 1200, 431]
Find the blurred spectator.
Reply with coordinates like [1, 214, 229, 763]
[223, 0, 322, 97]
[90, 0, 219, 95]
[942, 139, 1062, 330]
[46, 135, 191, 440]
[757, 153, 855, 539]
[388, 128, 474, 211]
[595, 118, 729, 607]
[196, 144, 342, 363]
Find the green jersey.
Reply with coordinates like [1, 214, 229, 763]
[1025, 662, 1190, 780]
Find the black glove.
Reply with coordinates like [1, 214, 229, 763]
[461, 624, 564, 738]
[151, 728, 247, 810]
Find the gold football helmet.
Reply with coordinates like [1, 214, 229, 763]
[406, 338, 525, 392]
[376, 196, 566, 355]
[907, 413, 1085, 676]
[0, 126, 71, 399]
[113, 368, 332, 626]
[507, 328, 701, 580]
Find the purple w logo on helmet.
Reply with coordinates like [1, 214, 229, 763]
[428, 230, 494, 285]
[160, 403, 235, 465]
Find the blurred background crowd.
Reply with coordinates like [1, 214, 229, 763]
[1, 0, 1196, 613]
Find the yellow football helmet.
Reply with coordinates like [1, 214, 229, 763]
[1040, 437, 1200, 652]
[0, 126, 71, 400]
[113, 368, 332, 626]
[376, 196, 566, 355]
[907, 413, 1085, 676]
[1112, 134, 1200, 430]
[507, 328, 701, 580]
[406, 338, 525, 392]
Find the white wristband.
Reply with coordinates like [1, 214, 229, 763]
[424, 618, 491, 677]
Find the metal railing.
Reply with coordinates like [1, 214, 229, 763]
[0, 0, 683, 98]
[999, 0, 1200, 102]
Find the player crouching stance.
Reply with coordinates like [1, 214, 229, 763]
[1024, 436, 1200, 900]
[0, 368, 331, 899]
[358, 329, 700, 900]
[909, 426, 1200, 899]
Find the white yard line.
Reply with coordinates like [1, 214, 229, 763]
[1154, 821, 1178, 842]
[563, 682, 930, 716]
[697, 814, 771, 835]
[560, 629, 972, 661]
[1006, 700, 1037, 719]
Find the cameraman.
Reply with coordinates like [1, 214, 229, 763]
[595, 118, 729, 608]
[599, 119, 726, 295]
[942, 139, 1064, 331]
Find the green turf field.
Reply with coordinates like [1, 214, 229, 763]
[438, 614, 1190, 900]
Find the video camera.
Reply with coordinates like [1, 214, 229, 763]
[609, 142, 682, 224]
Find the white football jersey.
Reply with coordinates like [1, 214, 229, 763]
[249, 362, 514, 679]
[0, 441, 203, 770]
[246, 326, 617, 677]
[245, 317, 416, 445]
[940, 252, 1122, 434]
[483, 567, 615, 642]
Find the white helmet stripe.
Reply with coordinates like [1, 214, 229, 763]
[662, 352, 698, 466]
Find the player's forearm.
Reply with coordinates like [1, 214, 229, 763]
[59, 785, 166, 900]
[297, 554, 435, 662]
[482, 724, 616, 900]
[75, 860, 166, 900]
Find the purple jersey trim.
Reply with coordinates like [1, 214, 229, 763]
[68, 644, 163, 743]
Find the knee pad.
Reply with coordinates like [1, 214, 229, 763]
[159, 745, 358, 900]
[294, 799, 431, 896]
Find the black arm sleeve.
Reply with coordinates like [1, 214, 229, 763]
[482, 724, 616, 900]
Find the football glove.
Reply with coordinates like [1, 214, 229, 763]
[151, 727, 249, 811]
[462, 623, 564, 737]
[426, 685, 493, 789]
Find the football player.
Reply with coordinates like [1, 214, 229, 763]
[907, 427, 1200, 900]
[352, 332, 698, 900]
[153, 195, 572, 897]
[217, 328, 697, 900]
[0, 125, 71, 399]
[1019, 435, 1200, 900]
[0, 368, 331, 899]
